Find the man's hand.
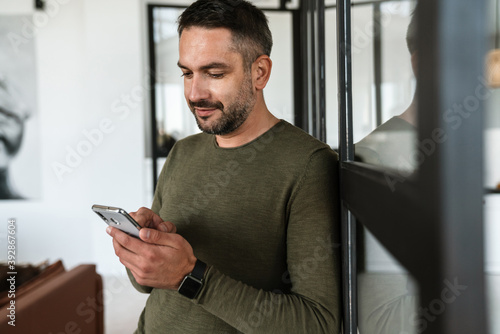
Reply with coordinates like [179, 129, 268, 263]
[129, 207, 176, 232]
[107, 207, 196, 290]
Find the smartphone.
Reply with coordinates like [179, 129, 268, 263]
[92, 204, 141, 238]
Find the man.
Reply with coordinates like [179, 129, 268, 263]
[0, 74, 29, 199]
[107, 1, 341, 332]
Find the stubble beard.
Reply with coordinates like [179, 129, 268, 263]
[189, 76, 256, 136]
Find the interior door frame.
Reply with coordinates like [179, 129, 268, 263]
[336, 0, 489, 333]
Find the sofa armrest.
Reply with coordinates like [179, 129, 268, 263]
[0, 264, 104, 334]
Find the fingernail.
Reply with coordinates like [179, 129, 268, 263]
[106, 226, 111, 235]
[145, 229, 151, 239]
[159, 223, 168, 232]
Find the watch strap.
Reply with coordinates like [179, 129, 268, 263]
[190, 259, 207, 280]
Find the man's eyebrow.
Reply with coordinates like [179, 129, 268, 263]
[177, 61, 231, 71]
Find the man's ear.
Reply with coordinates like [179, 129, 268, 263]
[252, 55, 272, 90]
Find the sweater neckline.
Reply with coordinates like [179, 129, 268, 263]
[211, 120, 287, 151]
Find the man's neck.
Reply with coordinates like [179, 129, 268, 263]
[397, 94, 418, 127]
[215, 104, 280, 148]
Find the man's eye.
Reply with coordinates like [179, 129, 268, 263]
[181, 72, 192, 78]
[209, 73, 224, 78]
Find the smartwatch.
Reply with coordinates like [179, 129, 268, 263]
[178, 259, 207, 299]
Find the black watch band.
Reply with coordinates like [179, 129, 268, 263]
[178, 259, 207, 299]
[190, 259, 207, 280]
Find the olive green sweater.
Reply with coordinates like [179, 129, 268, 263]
[128, 121, 341, 333]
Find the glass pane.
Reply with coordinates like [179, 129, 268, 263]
[153, 6, 198, 158]
[485, 100, 500, 333]
[485, 0, 500, 329]
[353, 1, 418, 176]
[325, 8, 338, 148]
[351, 4, 376, 143]
[485, 196, 500, 334]
[349, 2, 420, 333]
[357, 225, 419, 334]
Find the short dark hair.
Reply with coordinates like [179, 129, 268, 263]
[406, 3, 418, 55]
[177, 0, 273, 68]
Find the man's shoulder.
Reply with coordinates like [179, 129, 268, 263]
[273, 120, 336, 157]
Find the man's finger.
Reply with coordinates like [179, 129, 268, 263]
[139, 228, 183, 248]
[107, 226, 143, 252]
[140, 216, 177, 233]
[129, 207, 163, 228]
[155, 221, 176, 233]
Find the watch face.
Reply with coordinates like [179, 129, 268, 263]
[178, 276, 202, 299]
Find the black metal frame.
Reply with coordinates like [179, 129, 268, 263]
[147, 5, 158, 192]
[338, 0, 489, 333]
[373, 2, 382, 127]
[294, 0, 327, 141]
[415, 1, 487, 332]
[336, 1, 357, 331]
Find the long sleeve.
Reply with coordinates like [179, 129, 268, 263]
[192, 149, 341, 333]
[126, 122, 342, 333]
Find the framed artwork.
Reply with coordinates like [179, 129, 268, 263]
[0, 15, 41, 200]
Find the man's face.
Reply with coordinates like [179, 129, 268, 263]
[178, 27, 256, 135]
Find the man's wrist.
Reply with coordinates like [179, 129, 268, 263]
[178, 259, 207, 299]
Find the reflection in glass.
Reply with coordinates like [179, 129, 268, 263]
[358, 228, 419, 334]
[355, 114, 417, 173]
[350, 2, 420, 333]
[355, 1, 418, 174]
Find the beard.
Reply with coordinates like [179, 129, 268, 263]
[188, 76, 256, 135]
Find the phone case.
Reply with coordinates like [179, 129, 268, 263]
[92, 204, 141, 238]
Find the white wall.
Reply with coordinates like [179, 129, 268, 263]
[0, 0, 148, 276]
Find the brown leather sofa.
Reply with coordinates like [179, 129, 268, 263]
[0, 261, 104, 333]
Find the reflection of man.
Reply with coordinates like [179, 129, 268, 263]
[355, 5, 418, 174]
[107, 1, 341, 333]
[355, 5, 419, 334]
[0, 74, 29, 199]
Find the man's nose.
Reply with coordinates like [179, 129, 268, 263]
[188, 75, 210, 102]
